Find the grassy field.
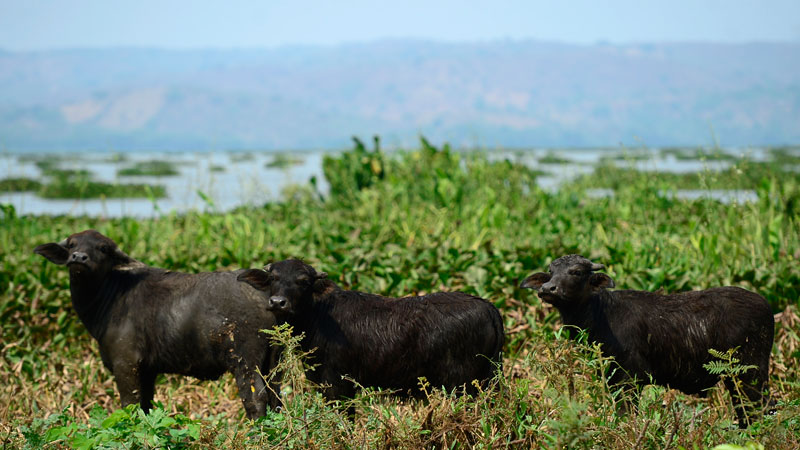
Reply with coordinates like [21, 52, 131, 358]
[1, 140, 799, 448]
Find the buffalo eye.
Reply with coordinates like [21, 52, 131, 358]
[67, 241, 75, 249]
[296, 275, 311, 286]
[569, 269, 584, 276]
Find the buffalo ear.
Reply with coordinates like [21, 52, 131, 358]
[520, 272, 551, 290]
[34, 241, 69, 265]
[111, 247, 138, 268]
[313, 273, 334, 295]
[237, 269, 271, 291]
[590, 272, 615, 289]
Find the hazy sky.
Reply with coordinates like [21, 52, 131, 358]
[1, 0, 799, 50]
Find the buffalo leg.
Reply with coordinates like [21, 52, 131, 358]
[234, 364, 268, 419]
[606, 364, 641, 415]
[113, 362, 143, 410]
[262, 344, 283, 410]
[725, 373, 766, 429]
[321, 379, 357, 417]
[138, 369, 157, 413]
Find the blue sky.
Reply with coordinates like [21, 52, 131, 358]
[1, 0, 799, 50]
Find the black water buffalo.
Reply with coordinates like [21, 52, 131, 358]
[237, 259, 505, 401]
[34, 230, 281, 419]
[520, 254, 774, 428]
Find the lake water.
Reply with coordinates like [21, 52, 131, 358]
[1, 151, 329, 218]
[0, 146, 777, 218]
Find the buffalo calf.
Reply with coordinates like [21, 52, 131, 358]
[237, 259, 505, 401]
[520, 254, 774, 428]
[35, 230, 281, 419]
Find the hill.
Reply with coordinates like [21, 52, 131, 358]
[1, 40, 798, 150]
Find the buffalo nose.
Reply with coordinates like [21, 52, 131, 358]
[70, 252, 88, 263]
[543, 283, 557, 293]
[269, 296, 288, 310]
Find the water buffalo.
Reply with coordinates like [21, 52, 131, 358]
[34, 229, 281, 419]
[237, 259, 504, 402]
[520, 254, 774, 428]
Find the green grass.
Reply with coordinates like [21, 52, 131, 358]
[117, 160, 180, 177]
[1, 138, 799, 448]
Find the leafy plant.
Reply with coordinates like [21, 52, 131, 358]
[21, 404, 203, 449]
[322, 135, 385, 200]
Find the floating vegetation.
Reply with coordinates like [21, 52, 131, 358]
[574, 160, 798, 190]
[18, 154, 61, 164]
[32, 159, 66, 175]
[99, 153, 129, 163]
[0, 177, 43, 192]
[2, 160, 166, 199]
[118, 160, 179, 177]
[266, 153, 305, 168]
[660, 147, 737, 161]
[37, 174, 166, 199]
[537, 151, 572, 164]
[769, 146, 800, 164]
[40, 167, 93, 178]
[209, 165, 226, 173]
[598, 151, 652, 162]
[230, 152, 256, 162]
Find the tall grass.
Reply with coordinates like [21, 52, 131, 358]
[1, 139, 799, 448]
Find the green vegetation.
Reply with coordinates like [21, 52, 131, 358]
[598, 150, 652, 162]
[769, 147, 800, 164]
[575, 159, 800, 196]
[25, 155, 93, 179]
[0, 177, 42, 192]
[2, 138, 799, 448]
[209, 165, 226, 173]
[0, 173, 166, 200]
[118, 160, 180, 176]
[37, 175, 167, 199]
[39, 166, 93, 178]
[230, 152, 256, 162]
[660, 147, 738, 161]
[266, 153, 305, 169]
[6, 155, 169, 199]
[323, 136, 385, 199]
[98, 153, 129, 164]
[537, 151, 573, 164]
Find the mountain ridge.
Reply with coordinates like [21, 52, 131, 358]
[1, 40, 798, 151]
